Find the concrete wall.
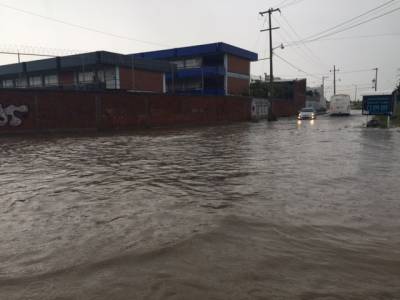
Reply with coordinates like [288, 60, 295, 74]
[0, 89, 252, 134]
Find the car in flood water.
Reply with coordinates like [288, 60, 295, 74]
[298, 108, 316, 120]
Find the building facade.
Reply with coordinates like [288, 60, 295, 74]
[306, 86, 327, 111]
[0, 51, 172, 93]
[133, 42, 258, 96]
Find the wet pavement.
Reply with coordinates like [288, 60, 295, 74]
[1, 111, 400, 299]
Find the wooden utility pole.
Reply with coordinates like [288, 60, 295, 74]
[354, 84, 358, 102]
[260, 8, 280, 84]
[322, 75, 328, 99]
[131, 55, 136, 91]
[330, 65, 339, 95]
[374, 67, 378, 91]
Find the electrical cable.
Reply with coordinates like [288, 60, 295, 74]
[274, 53, 321, 79]
[286, 0, 399, 46]
[301, 6, 400, 44]
[281, 0, 307, 9]
[279, 14, 329, 69]
[0, 2, 170, 48]
[288, 32, 400, 45]
[339, 68, 376, 75]
[272, 15, 327, 73]
[296, 0, 397, 42]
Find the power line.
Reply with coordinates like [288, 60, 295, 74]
[279, 14, 328, 70]
[288, 32, 400, 46]
[339, 68, 376, 74]
[273, 17, 327, 74]
[0, 43, 83, 57]
[0, 51, 56, 58]
[281, 0, 307, 9]
[0, 2, 170, 48]
[272, 15, 323, 70]
[297, 0, 397, 42]
[303, 6, 400, 43]
[275, 0, 293, 8]
[252, 14, 270, 52]
[274, 53, 320, 79]
[286, 0, 400, 46]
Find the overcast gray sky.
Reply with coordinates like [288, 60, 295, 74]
[0, 0, 399, 99]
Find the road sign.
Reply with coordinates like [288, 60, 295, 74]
[362, 94, 394, 116]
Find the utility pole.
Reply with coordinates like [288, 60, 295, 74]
[330, 65, 339, 95]
[322, 75, 328, 99]
[260, 8, 280, 84]
[354, 84, 358, 102]
[373, 67, 378, 91]
[131, 55, 135, 91]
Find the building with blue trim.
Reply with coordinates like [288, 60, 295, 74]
[132, 42, 258, 96]
[0, 51, 172, 93]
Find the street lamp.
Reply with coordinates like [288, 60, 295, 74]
[273, 43, 285, 51]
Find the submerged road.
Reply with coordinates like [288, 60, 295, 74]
[1, 111, 400, 299]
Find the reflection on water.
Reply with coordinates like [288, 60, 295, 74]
[1, 112, 400, 299]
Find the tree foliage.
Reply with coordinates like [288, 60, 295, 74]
[250, 81, 294, 99]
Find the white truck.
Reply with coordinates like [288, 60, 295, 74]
[330, 94, 351, 116]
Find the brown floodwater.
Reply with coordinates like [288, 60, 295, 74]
[1, 112, 400, 299]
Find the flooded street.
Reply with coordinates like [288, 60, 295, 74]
[1, 112, 400, 299]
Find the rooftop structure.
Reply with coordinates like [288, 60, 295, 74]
[133, 42, 258, 96]
[0, 51, 173, 93]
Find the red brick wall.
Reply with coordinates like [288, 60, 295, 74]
[119, 68, 164, 93]
[271, 79, 306, 117]
[36, 92, 97, 130]
[228, 77, 250, 96]
[0, 92, 36, 132]
[59, 71, 75, 86]
[0, 89, 252, 133]
[227, 55, 250, 75]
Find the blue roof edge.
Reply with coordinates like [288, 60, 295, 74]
[133, 42, 258, 61]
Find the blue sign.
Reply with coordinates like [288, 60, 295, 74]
[362, 94, 394, 116]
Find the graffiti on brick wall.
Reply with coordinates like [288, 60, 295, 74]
[0, 104, 29, 127]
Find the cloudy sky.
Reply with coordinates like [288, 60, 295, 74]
[0, 0, 399, 99]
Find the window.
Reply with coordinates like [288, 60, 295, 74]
[29, 76, 42, 87]
[171, 58, 202, 69]
[2, 79, 14, 88]
[104, 68, 118, 89]
[97, 70, 105, 82]
[15, 77, 28, 88]
[171, 60, 185, 69]
[44, 74, 58, 86]
[185, 79, 202, 90]
[185, 58, 202, 68]
[78, 71, 95, 83]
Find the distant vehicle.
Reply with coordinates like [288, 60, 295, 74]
[298, 108, 316, 120]
[330, 94, 351, 116]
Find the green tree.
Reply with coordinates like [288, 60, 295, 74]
[249, 80, 268, 98]
[250, 81, 294, 99]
